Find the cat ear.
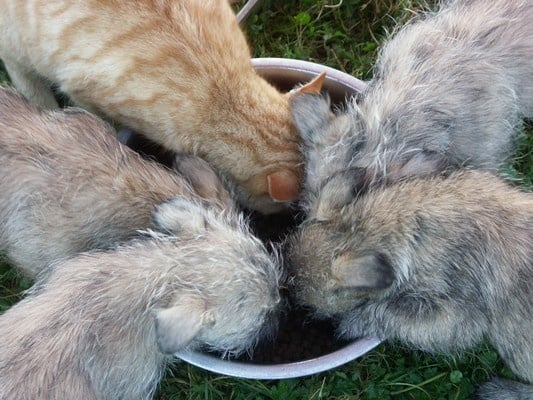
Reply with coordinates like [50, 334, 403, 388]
[267, 170, 300, 202]
[288, 72, 329, 145]
[154, 296, 215, 354]
[152, 197, 207, 235]
[172, 153, 234, 211]
[291, 71, 327, 95]
[331, 252, 395, 291]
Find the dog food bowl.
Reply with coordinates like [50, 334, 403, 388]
[236, 0, 263, 24]
[252, 57, 366, 103]
[174, 58, 381, 379]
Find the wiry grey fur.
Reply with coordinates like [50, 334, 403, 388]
[288, 2, 533, 397]
[0, 203, 281, 400]
[288, 170, 533, 399]
[0, 86, 235, 277]
[291, 0, 533, 204]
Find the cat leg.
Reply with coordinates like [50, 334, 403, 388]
[3, 60, 59, 109]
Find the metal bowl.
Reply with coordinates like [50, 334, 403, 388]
[251, 57, 366, 102]
[176, 337, 382, 379]
[175, 58, 381, 380]
[236, 0, 264, 24]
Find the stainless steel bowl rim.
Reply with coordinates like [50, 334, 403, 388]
[251, 57, 367, 94]
[176, 336, 382, 380]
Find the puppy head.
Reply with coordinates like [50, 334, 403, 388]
[286, 171, 397, 317]
[152, 199, 282, 356]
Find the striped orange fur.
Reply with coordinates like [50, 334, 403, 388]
[0, 0, 324, 213]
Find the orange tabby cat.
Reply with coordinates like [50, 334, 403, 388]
[0, 0, 324, 213]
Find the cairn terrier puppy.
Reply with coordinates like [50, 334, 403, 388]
[0, 86, 233, 277]
[0, 199, 281, 400]
[288, 169, 532, 399]
[291, 0, 533, 199]
[287, 0, 533, 398]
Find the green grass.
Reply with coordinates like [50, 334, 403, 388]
[239, 0, 434, 80]
[152, 343, 514, 400]
[512, 120, 533, 187]
[1, 1, 532, 399]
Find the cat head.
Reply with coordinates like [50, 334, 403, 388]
[223, 72, 327, 214]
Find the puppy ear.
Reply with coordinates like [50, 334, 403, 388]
[152, 197, 207, 235]
[331, 252, 395, 291]
[155, 296, 215, 354]
[314, 168, 368, 219]
[267, 170, 300, 202]
[172, 153, 234, 211]
[389, 151, 448, 181]
[290, 93, 332, 145]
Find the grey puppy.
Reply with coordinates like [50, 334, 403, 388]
[0, 200, 281, 400]
[0, 86, 233, 277]
[287, 169, 533, 399]
[291, 0, 533, 199]
[288, 0, 533, 398]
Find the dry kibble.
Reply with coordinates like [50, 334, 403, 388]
[212, 303, 350, 365]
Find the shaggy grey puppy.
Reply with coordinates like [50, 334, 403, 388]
[291, 0, 533, 201]
[287, 0, 533, 398]
[0, 86, 233, 277]
[0, 200, 281, 400]
[287, 169, 533, 400]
